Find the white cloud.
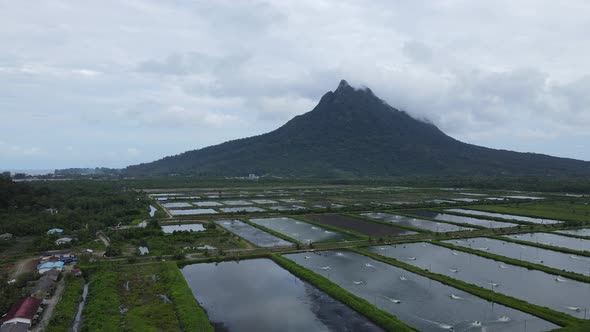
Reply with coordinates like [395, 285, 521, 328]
[1, 0, 590, 168]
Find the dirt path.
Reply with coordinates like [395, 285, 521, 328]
[10, 257, 37, 279]
[31, 276, 65, 332]
[96, 231, 110, 247]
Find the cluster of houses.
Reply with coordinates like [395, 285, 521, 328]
[0, 252, 80, 332]
[46, 228, 74, 246]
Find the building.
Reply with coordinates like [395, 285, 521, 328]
[37, 261, 64, 275]
[30, 276, 56, 299]
[137, 246, 149, 255]
[0, 233, 12, 240]
[42, 269, 60, 282]
[0, 322, 30, 332]
[0, 297, 42, 328]
[55, 237, 73, 245]
[46, 228, 63, 235]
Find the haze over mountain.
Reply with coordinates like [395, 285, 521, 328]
[126, 80, 590, 177]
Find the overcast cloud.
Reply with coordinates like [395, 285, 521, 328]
[1, 0, 589, 169]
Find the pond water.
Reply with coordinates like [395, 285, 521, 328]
[162, 223, 206, 233]
[556, 229, 590, 238]
[445, 237, 590, 276]
[280, 198, 306, 203]
[445, 209, 562, 225]
[368, 242, 590, 318]
[220, 206, 266, 213]
[169, 208, 218, 216]
[161, 202, 193, 209]
[407, 211, 518, 229]
[452, 198, 480, 203]
[215, 220, 292, 247]
[221, 200, 253, 206]
[181, 259, 382, 332]
[285, 251, 557, 331]
[249, 217, 349, 243]
[268, 205, 306, 211]
[250, 199, 278, 204]
[504, 196, 544, 200]
[505, 233, 590, 252]
[360, 213, 474, 233]
[193, 201, 224, 207]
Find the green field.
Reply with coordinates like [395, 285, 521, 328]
[469, 200, 590, 224]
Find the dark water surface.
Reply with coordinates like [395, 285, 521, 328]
[181, 259, 382, 332]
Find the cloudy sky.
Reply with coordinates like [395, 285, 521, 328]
[2, 1, 589, 169]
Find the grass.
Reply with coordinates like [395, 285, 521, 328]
[81, 268, 120, 331]
[81, 262, 213, 331]
[468, 200, 590, 225]
[45, 274, 85, 332]
[353, 248, 580, 328]
[271, 254, 416, 332]
[159, 262, 213, 332]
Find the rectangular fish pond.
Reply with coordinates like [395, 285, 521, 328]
[445, 209, 562, 225]
[285, 251, 557, 331]
[161, 223, 206, 233]
[181, 258, 382, 332]
[219, 207, 266, 213]
[306, 214, 418, 237]
[445, 237, 590, 277]
[368, 242, 590, 318]
[406, 211, 519, 229]
[360, 213, 474, 233]
[248, 217, 350, 243]
[215, 219, 292, 247]
[169, 208, 218, 216]
[505, 233, 590, 252]
[556, 228, 590, 238]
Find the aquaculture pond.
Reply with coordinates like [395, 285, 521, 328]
[445, 237, 590, 276]
[249, 217, 350, 243]
[407, 211, 518, 229]
[505, 233, 590, 252]
[268, 205, 306, 211]
[161, 223, 206, 233]
[193, 201, 223, 207]
[220, 206, 265, 213]
[361, 213, 474, 233]
[368, 242, 590, 318]
[221, 200, 253, 205]
[250, 199, 278, 204]
[285, 251, 556, 331]
[445, 209, 562, 225]
[215, 220, 292, 247]
[181, 259, 382, 332]
[169, 208, 218, 216]
[161, 202, 193, 209]
[556, 229, 590, 238]
[306, 214, 418, 237]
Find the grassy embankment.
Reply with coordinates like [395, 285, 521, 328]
[45, 274, 85, 332]
[270, 254, 416, 332]
[81, 262, 212, 332]
[467, 200, 590, 225]
[352, 248, 581, 328]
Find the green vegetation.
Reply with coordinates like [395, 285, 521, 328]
[271, 254, 416, 332]
[46, 274, 85, 332]
[82, 268, 120, 331]
[468, 200, 590, 225]
[353, 248, 580, 328]
[81, 262, 213, 331]
[160, 262, 213, 332]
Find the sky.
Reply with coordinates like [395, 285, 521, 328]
[1, 1, 590, 169]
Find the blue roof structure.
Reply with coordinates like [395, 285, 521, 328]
[47, 228, 64, 235]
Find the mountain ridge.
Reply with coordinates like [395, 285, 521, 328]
[126, 80, 590, 177]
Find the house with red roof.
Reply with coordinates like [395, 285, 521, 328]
[0, 297, 42, 327]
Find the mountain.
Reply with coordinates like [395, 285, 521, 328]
[126, 80, 590, 177]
